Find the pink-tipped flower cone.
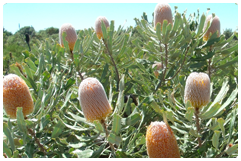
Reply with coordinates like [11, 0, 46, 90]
[3, 74, 34, 119]
[203, 15, 220, 41]
[95, 16, 110, 39]
[154, 3, 173, 30]
[59, 23, 77, 51]
[78, 77, 112, 122]
[184, 72, 210, 108]
[146, 121, 180, 158]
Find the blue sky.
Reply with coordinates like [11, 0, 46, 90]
[2, 2, 239, 34]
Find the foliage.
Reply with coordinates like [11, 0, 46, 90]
[3, 7, 238, 158]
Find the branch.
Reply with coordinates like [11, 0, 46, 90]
[194, 107, 202, 147]
[100, 119, 116, 157]
[166, 47, 189, 81]
[155, 43, 168, 92]
[103, 38, 120, 91]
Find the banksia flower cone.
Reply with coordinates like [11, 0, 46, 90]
[3, 74, 34, 119]
[59, 23, 77, 52]
[95, 16, 110, 39]
[184, 72, 210, 108]
[78, 77, 112, 122]
[146, 121, 180, 158]
[154, 3, 173, 30]
[203, 15, 220, 41]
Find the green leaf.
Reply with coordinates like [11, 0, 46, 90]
[213, 87, 238, 117]
[73, 38, 81, 52]
[25, 57, 37, 72]
[12, 150, 20, 158]
[72, 149, 93, 158]
[64, 78, 75, 91]
[200, 102, 221, 120]
[190, 50, 215, 61]
[93, 120, 103, 133]
[170, 12, 182, 37]
[112, 113, 121, 135]
[121, 113, 141, 126]
[217, 118, 225, 136]
[62, 31, 69, 51]
[155, 23, 162, 41]
[226, 144, 238, 155]
[135, 135, 145, 146]
[212, 130, 221, 149]
[165, 111, 174, 124]
[3, 141, 12, 157]
[3, 122, 15, 154]
[25, 142, 35, 158]
[40, 114, 51, 131]
[60, 90, 72, 110]
[185, 106, 194, 122]
[162, 19, 168, 36]
[220, 44, 238, 55]
[101, 21, 108, 40]
[16, 107, 27, 134]
[91, 142, 107, 158]
[51, 120, 65, 138]
[116, 151, 133, 158]
[108, 132, 122, 146]
[196, 13, 206, 37]
[228, 108, 237, 143]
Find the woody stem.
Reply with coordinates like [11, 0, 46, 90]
[100, 119, 116, 157]
[194, 107, 202, 147]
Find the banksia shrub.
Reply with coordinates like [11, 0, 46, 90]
[78, 77, 112, 122]
[184, 72, 210, 108]
[3, 74, 34, 119]
[95, 16, 110, 39]
[146, 121, 180, 158]
[203, 15, 220, 41]
[59, 23, 77, 52]
[154, 3, 173, 30]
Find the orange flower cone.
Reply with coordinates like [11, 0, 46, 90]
[184, 72, 210, 108]
[146, 121, 180, 158]
[203, 15, 220, 41]
[59, 23, 77, 52]
[3, 74, 34, 119]
[95, 16, 110, 39]
[154, 3, 173, 31]
[78, 77, 112, 122]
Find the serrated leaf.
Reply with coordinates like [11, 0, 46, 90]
[51, 120, 65, 138]
[112, 113, 121, 135]
[101, 21, 108, 40]
[212, 130, 221, 149]
[16, 107, 27, 134]
[217, 118, 225, 136]
[3, 141, 12, 157]
[25, 142, 35, 158]
[93, 120, 103, 133]
[155, 23, 162, 41]
[3, 123, 15, 153]
[40, 114, 51, 131]
[165, 111, 174, 124]
[226, 144, 238, 155]
[200, 102, 221, 120]
[108, 132, 122, 146]
[196, 13, 206, 37]
[213, 88, 238, 117]
[91, 142, 107, 158]
[228, 108, 237, 143]
[185, 106, 194, 122]
[64, 78, 75, 91]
